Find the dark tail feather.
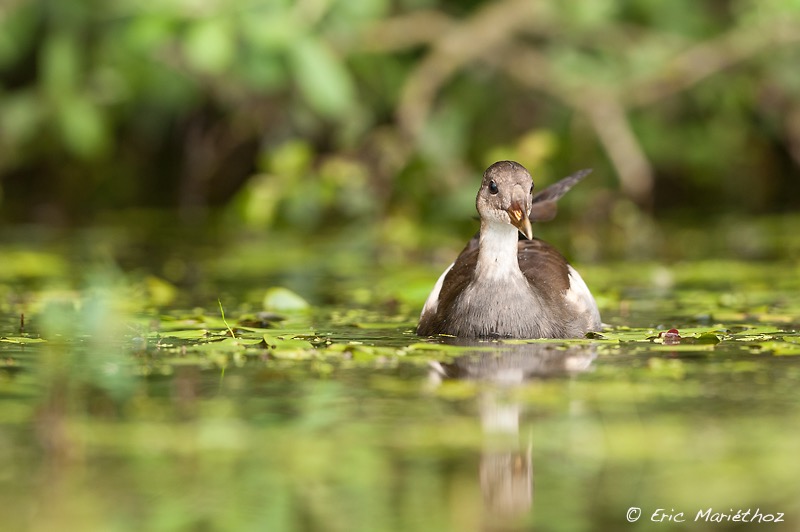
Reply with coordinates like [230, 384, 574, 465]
[532, 168, 592, 204]
[530, 168, 592, 222]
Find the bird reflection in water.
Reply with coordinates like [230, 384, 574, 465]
[428, 342, 596, 527]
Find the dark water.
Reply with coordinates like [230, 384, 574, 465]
[1, 228, 799, 531]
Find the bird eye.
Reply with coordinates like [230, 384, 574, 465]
[530, 184, 534, 194]
[488, 180, 498, 194]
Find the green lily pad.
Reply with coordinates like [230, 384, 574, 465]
[263, 287, 310, 312]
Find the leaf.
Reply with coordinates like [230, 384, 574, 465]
[325, 342, 400, 360]
[0, 91, 43, 144]
[145, 276, 177, 307]
[57, 96, 109, 159]
[1, 336, 46, 344]
[262, 333, 314, 351]
[757, 341, 800, 356]
[266, 139, 314, 178]
[183, 18, 235, 74]
[190, 337, 263, 352]
[289, 37, 355, 118]
[0, 250, 68, 280]
[405, 342, 496, 353]
[40, 32, 80, 94]
[690, 332, 722, 344]
[351, 322, 413, 330]
[242, 11, 299, 52]
[263, 287, 309, 312]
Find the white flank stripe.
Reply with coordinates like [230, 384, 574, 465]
[420, 262, 453, 318]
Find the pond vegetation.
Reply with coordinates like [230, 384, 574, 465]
[1, 219, 798, 531]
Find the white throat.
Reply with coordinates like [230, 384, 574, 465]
[476, 219, 523, 280]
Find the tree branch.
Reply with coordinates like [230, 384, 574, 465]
[358, 7, 800, 207]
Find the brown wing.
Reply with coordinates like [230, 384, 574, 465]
[416, 241, 479, 335]
[434, 238, 571, 315]
[516, 238, 571, 302]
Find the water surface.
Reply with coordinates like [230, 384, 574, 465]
[1, 227, 799, 531]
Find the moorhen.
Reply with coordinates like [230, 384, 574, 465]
[417, 160, 601, 339]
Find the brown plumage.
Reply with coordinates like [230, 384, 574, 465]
[417, 161, 601, 339]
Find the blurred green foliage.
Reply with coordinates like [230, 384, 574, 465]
[0, 0, 799, 230]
